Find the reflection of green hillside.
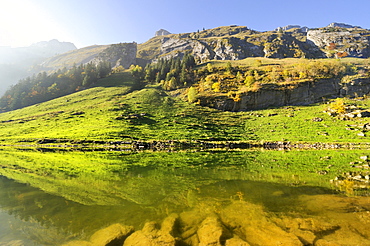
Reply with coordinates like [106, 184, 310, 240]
[1, 148, 369, 245]
[0, 148, 367, 207]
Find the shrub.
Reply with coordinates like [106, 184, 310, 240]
[329, 98, 346, 114]
[244, 76, 255, 87]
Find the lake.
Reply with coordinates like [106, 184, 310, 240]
[0, 147, 369, 245]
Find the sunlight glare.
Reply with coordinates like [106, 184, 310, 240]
[0, 0, 72, 47]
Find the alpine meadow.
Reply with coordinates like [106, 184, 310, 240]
[1, 16, 370, 246]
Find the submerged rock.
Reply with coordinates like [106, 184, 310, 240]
[225, 236, 251, 246]
[62, 240, 92, 246]
[220, 201, 303, 246]
[89, 223, 134, 246]
[123, 213, 179, 246]
[62, 223, 134, 246]
[197, 216, 232, 246]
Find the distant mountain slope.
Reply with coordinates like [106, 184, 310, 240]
[38, 45, 109, 71]
[38, 43, 137, 72]
[0, 40, 77, 96]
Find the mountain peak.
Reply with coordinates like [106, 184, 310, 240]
[155, 29, 171, 37]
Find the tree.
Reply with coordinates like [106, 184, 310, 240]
[187, 87, 198, 103]
[130, 65, 144, 82]
[226, 61, 233, 74]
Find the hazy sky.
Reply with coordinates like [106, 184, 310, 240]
[0, 0, 369, 48]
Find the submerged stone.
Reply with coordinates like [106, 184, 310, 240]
[197, 216, 230, 246]
[220, 201, 303, 246]
[123, 214, 179, 246]
[89, 223, 134, 246]
[62, 240, 92, 246]
[225, 236, 251, 246]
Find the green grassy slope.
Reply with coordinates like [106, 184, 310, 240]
[0, 65, 369, 145]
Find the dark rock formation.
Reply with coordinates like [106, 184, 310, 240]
[201, 77, 370, 111]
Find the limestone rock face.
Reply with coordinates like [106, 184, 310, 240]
[307, 29, 370, 58]
[159, 37, 263, 62]
[327, 22, 361, 29]
[202, 77, 370, 111]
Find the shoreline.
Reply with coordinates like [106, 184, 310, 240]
[1, 139, 370, 151]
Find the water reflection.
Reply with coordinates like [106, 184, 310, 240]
[0, 148, 369, 245]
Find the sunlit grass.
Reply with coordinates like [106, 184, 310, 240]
[0, 67, 369, 145]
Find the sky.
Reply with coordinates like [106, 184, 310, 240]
[0, 0, 370, 48]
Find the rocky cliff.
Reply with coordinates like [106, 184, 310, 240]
[307, 28, 370, 58]
[138, 24, 370, 62]
[201, 77, 370, 111]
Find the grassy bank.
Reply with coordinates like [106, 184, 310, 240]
[0, 62, 369, 146]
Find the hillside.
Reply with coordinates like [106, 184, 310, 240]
[37, 42, 137, 72]
[1, 23, 370, 145]
[1, 66, 370, 146]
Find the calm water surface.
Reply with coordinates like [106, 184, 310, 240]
[0, 148, 369, 245]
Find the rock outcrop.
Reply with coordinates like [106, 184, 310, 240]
[327, 22, 361, 29]
[307, 29, 370, 58]
[158, 34, 324, 62]
[275, 25, 309, 32]
[139, 24, 370, 62]
[93, 42, 137, 68]
[200, 77, 370, 111]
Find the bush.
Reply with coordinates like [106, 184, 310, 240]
[329, 98, 346, 114]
